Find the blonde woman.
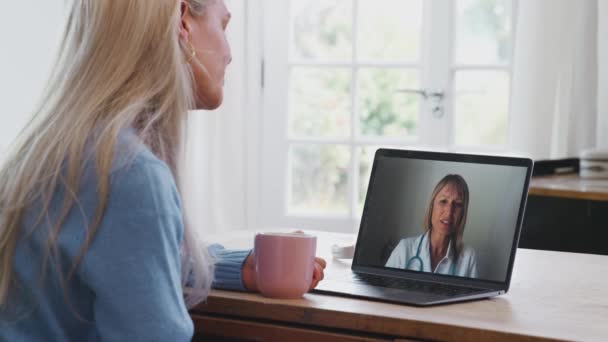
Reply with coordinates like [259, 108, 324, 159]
[0, 1, 325, 340]
[385, 174, 478, 278]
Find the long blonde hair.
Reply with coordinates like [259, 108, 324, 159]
[422, 174, 470, 261]
[0, 0, 214, 309]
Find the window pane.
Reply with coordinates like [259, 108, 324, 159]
[454, 70, 510, 146]
[289, 67, 351, 138]
[289, 144, 350, 214]
[290, 0, 353, 61]
[358, 68, 420, 137]
[455, 0, 512, 64]
[357, 0, 422, 62]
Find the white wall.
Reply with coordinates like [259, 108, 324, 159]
[0, 2, 64, 159]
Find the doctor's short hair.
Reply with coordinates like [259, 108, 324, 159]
[422, 174, 470, 258]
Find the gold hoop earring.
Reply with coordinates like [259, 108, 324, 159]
[187, 35, 197, 63]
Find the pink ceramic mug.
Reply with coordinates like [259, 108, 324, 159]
[254, 232, 317, 299]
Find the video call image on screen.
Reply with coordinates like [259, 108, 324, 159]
[355, 155, 528, 283]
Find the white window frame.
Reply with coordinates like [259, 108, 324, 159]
[255, 0, 517, 233]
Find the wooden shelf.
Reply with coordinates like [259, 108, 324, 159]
[529, 174, 608, 201]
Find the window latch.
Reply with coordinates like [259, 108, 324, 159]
[395, 88, 445, 100]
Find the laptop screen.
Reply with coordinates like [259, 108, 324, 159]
[353, 149, 531, 284]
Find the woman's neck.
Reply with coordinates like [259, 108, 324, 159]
[429, 230, 450, 269]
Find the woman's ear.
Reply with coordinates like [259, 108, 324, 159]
[179, 1, 191, 40]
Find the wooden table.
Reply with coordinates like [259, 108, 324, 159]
[190, 230, 608, 342]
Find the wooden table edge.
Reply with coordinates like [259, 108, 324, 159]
[191, 291, 567, 342]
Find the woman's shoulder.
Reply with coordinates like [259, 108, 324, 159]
[111, 127, 167, 172]
[461, 244, 478, 260]
[111, 152, 179, 212]
[397, 234, 421, 248]
[82, 127, 169, 177]
[103, 128, 173, 184]
[117, 146, 171, 183]
[81, 128, 180, 213]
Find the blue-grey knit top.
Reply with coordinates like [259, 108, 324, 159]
[0, 129, 250, 341]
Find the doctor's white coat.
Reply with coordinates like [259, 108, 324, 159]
[385, 231, 479, 278]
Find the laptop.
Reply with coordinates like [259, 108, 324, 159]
[314, 148, 533, 306]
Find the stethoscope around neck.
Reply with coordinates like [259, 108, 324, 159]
[405, 233, 456, 276]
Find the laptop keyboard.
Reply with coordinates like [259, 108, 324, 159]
[352, 273, 485, 297]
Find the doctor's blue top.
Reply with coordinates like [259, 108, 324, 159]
[385, 231, 478, 278]
[0, 129, 250, 341]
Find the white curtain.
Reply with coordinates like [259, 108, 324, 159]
[509, 0, 599, 159]
[598, 1, 608, 149]
[181, 0, 251, 235]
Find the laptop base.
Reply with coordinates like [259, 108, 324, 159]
[313, 278, 503, 307]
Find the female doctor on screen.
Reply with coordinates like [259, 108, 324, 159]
[385, 174, 478, 278]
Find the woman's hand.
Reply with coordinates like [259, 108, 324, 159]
[309, 256, 327, 290]
[241, 253, 327, 292]
[241, 251, 258, 291]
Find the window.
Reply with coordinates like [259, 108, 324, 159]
[259, 0, 516, 232]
